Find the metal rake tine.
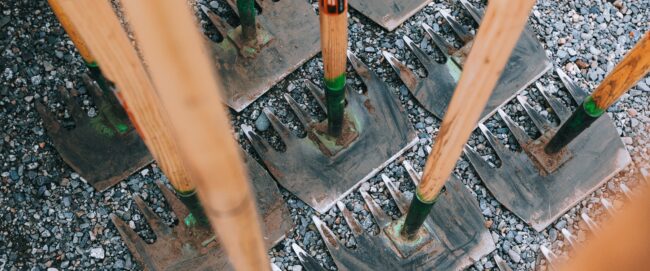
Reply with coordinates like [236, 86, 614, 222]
[439, 10, 473, 43]
[347, 50, 379, 91]
[81, 74, 107, 104]
[464, 145, 498, 177]
[110, 214, 154, 268]
[271, 263, 281, 271]
[402, 35, 437, 70]
[305, 80, 327, 113]
[620, 183, 633, 200]
[283, 93, 314, 128]
[312, 216, 341, 251]
[336, 202, 364, 236]
[58, 86, 85, 123]
[478, 123, 513, 162]
[556, 68, 588, 103]
[536, 82, 572, 122]
[381, 174, 409, 214]
[225, 0, 239, 16]
[561, 228, 577, 249]
[517, 95, 553, 133]
[581, 213, 600, 232]
[642, 168, 650, 185]
[494, 255, 513, 271]
[540, 245, 559, 269]
[155, 181, 191, 223]
[291, 243, 327, 271]
[200, 4, 234, 38]
[381, 50, 418, 91]
[133, 195, 173, 237]
[497, 109, 532, 147]
[360, 190, 391, 228]
[600, 198, 615, 215]
[422, 23, 455, 57]
[263, 108, 296, 143]
[241, 124, 276, 157]
[402, 160, 421, 186]
[458, 0, 484, 23]
[35, 102, 61, 134]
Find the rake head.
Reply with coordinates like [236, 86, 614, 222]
[292, 161, 495, 270]
[243, 51, 417, 213]
[464, 68, 632, 231]
[200, 0, 320, 112]
[383, 0, 550, 122]
[36, 74, 152, 191]
[348, 0, 430, 31]
[111, 153, 292, 270]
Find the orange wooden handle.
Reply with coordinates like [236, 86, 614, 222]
[319, 0, 348, 81]
[47, 0, 95, 64]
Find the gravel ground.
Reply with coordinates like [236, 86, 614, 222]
[1, 0, 648, 270]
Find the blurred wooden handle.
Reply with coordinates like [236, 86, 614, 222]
[319, 0, 348, 82]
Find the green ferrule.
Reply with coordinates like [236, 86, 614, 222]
[86, 61, 99, 68]
[177, 190, 211, 227]
[401, 191, 437, 238]
[237, 0, 256, 39]
[545, 95, 603, 154]
[325, 75, 346, 136]
[324, 73, 346, 91]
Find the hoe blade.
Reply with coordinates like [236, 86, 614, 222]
[349, 0, 429, 31]
[243, 52, 417, 213]
[37, 75, 152, 191]
[383, 0, 550, 122]
[292, 161, 495, 270]
[112, 152, 292, 270]
[200, 1, 320, 112]
[465, 69, 631, 231]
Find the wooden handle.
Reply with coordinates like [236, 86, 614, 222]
[54, 1, 195, 193]
[591, 31, 650, 109]
[418, 0, 537, 201]
[319, 0, 348, 84]
[47, 0, 95, 64]
[120, 1, 269, 271]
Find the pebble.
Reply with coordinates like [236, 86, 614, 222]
[508, 249, 522, 263]
[255, 113, 270, 131]
[90, 247, 105, 259]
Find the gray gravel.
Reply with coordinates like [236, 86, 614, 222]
[1, 0, 648, 270]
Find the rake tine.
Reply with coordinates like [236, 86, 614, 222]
[155, 181, 191, 224]
[347, 50, 378, 91]
[242, 124, 276, 157]
[497, 109, 532, 147]
[283, 93, 314, 128]
[312, 216, 341, 251]
[464, 145, 497, 176]
[225, 0, 239, 16]
[517, 95, 552, 133]
[422, 23, 455, 57]
[494, 255, 513, 271]
[305, 80, 327, 113]
[263, 108, 296, 143]
[381, 50, 419, 91]
[556, 68, 588, 103]
[439, 10, 473, 43]
[620, 183, 632, 200]
[478, 123, 512, 162]
[561, 228, 577, 249]
[81, 74, 107, 105]
[540, 245, 559, 269]
[536, 82, 572, 122]
[459, 0, 484, 23]
[360, 190, 391, 228]
[58, 86, 85, 123]
[133, 195, 173, 237]
[291, 243, 326, 271]
[642, 168, 650, 185]
[581, 213, 600, 232]
[381, 174, 409, 214]
[403, 35, 436, 70]
[35, 102, 62, 134]
[600, 198, 615, 215]
[110, 214, 155, 269]
[336, 202, 364, 236]
[402, 160, 421, 186]
[199, 4, 234, 38]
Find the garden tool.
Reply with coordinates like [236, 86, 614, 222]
[111, 152, 292, 270]
[289, 0, 533, 269]
[199, 0, 320, 112]
[36, 75, 152, 191]
[465, 31, 649, 231]
[348, 0, 429, 31]
[243, 51, 417, 213]
[292, 161, 495, 270]
[383, 0, 550, 122]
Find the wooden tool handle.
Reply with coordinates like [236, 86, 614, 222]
[47, 0, 95, 64]
[54, 1, 195, 193]
[591, 31, 650, 109]
[418, 0, 537, 201]
[120, 1, 269, 271]
[319, 0, 348, 85]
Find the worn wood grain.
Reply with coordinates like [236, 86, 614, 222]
[120, 0, 270, 270]
[418, 0, 537, 200]
[47, 0, 95, 64]
[319, 0, 348, 81]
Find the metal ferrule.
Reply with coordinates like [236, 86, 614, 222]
[545, 96, 604, 154]
[401, 191, 436, 239]
[177, 190, 211, 227]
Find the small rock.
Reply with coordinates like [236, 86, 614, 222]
[209, 1, 219, 9]
[575, 59, 589, 69]
[255, 114, 270, 131]
[508, 249, 521, 263]
[364, 47, 376, 53]
[90, 247, 105, 259]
